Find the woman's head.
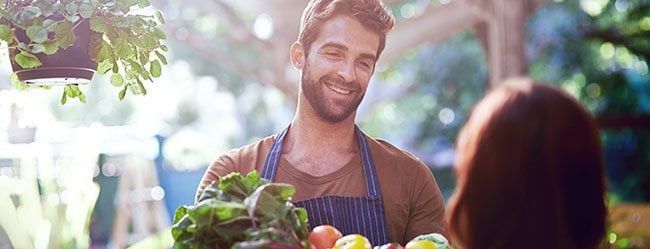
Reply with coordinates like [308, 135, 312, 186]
[447, 78, 607, 249]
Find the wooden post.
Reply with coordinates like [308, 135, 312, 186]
[463, 0, 548, 87]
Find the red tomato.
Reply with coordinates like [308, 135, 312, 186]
[308, 225, 343, 249]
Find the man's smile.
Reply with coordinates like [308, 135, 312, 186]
[324, 81, 355, 95]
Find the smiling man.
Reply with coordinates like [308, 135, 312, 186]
[196, 0, 445, 245]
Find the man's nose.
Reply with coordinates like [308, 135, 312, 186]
[337, 60, 357, 83]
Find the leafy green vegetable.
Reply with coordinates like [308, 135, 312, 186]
[172, 171, 310, 249]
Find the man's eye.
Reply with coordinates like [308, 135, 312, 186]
[325, 52, 341, 57]
[358, 61, 372, 70]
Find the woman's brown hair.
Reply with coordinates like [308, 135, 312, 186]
[447, 78, 607, 249]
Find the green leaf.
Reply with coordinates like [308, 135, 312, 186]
[155, 50, 167, 65]
[150, 60, 162, 78]
[152, 27, 167, 41]
[65, 2, 78, 15]
[26, 26, 48, 43]
[78, 3, 93, 18]
[216, 174, 253, 202]
[89, 18, 108, 33]
[137, 0, 150, 8]
[110, 73, 125, 87]
[60, 91, 68, 104]
[54, 21, 75, 49]
[293, 207, 309, 232]
[114, 37, 132, 58]
[18, 42, 29, 50]
[161, 44, 168, 52]
[65, 15, 80, 23]
[128, 81, 138, 95]
[101, 39, 114, 62]
[37, 2, 61, 17]
[126, 68, 137, 79]
[0, 24, 11, 43]
[14, 7, 41, 26]
[89, 33, 104, 61]
[139, 51, 149, 65]
[66, 85, 77, 97]
[172, 205, 188, 225]
[155, 11, 165, 24]
[112, 60, 119, 73]
[128, 59, 150, 80]
[97, 60, 113, 74]
[118, 86, 127, 100]
[117, 0, 139, 12]
[136, 78, 147, 94]
[60, 85, 86, 104]
[10, 73, 29, 91]
[245, 171, 262, 186]
[42, 42, 59, 54]
[153, 27, 167, 40]
[79, 91, 87, 103]
[90, 35, 113, 66]
[244, 183, 295, 221]
[15, 51, 43, 68]
[141, 34, 157, 50]
[42, 19, 59, 31]
[31, 44, 46, 53]
[127, 59, 142, 71]
[195, 199, 247, 222]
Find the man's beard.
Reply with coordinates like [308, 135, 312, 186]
[301, 63, 364, 123]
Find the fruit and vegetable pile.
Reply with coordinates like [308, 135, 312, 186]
[308, 225, 449, 249]
[171, 171, 449, 249]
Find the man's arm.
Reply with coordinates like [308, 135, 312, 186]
[194, 136, 275, 202]
[194, 156, 236, 202]
[404, 166, 446, 241]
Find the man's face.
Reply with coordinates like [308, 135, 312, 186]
[299, 15, 380, 123]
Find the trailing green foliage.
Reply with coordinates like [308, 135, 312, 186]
[528, 0, 650, 204]
[0, 0, 168, 103]
[171, 171, 310, 249]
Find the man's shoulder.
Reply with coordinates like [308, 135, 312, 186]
[221, 134, 276, 159]
[365, 135, 425, 167]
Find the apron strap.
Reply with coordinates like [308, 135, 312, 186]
[356, 126, 382, 198]
[261, 126, 382, 198]
[261, 127, 288, 181]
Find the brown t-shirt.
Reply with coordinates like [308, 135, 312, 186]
[197, 134, 446, 244]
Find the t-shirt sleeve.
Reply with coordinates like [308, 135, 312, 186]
[404, 164, 446, 241]
[195, 155, 237, 202]
[193, 136, 273, 203]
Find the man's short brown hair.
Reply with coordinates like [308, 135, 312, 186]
[298, 0, 395, 59]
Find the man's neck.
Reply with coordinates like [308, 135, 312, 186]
[280, 110, 359, 176]
[286, 113, 357, 153]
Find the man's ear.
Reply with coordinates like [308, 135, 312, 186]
[290, 42, 305, 69]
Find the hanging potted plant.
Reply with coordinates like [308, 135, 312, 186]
[0, 0, 168, 104]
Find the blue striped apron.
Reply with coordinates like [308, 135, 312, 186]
[261, 126, 391, 246]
